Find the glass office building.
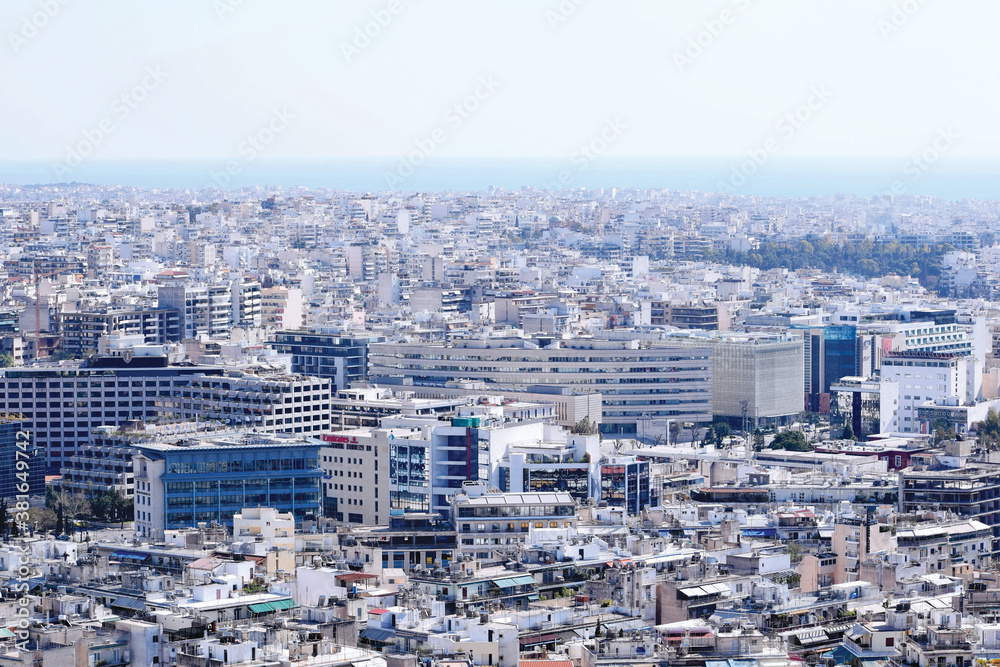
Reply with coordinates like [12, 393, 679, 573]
[133, 432, 323, 539]
[0, 419, 43, 500]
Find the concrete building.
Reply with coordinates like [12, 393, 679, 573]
[0, 351, 331, 471]
[60, 308, 180, 356]
[261, 286, 303, 330]
[269, 330, 385, 392]
[880, 351, 982, 434]
[232, 507, 295, 550]
[157, 284, 233, 339]
[452, 483, 577, 561]
[369, 338, 712, 434]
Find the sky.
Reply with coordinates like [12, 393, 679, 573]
[1, 0, 997, 164]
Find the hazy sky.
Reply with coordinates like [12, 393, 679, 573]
[2, 0, 997, 162]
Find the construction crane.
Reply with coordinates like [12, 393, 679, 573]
[33, 263, 78, 363]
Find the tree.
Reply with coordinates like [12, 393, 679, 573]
[571, 417, 599, 435]
[977, 408, 1000, 449]
[769, 431, 810, 452]
[0, 352, 13, 368]
[56, 503, 64, 536]
[842, 423, 855, 441]
[752, 428, 765, 452]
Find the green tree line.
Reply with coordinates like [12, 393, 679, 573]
[710, 238, 954, 289]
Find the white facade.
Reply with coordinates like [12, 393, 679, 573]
[232, 507, 295, 550]
[880, 353, 981, 433]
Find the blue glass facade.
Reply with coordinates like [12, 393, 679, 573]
[0, 421, 43, 500]
[142, 442, 322, 529]
[823, 326, 858, 395]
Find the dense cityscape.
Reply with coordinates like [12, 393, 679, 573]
[0, 182, 999, 666]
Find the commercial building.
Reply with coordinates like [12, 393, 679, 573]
[599, 456, 651, 515]
[701, 335, 803, 427]
[880, 351, 981, 434]
[132, 431, 323, 540]
[796, 325, 873, 413]
[368, 337, 712, 434]
[0, 351, 331, 471]
[0, 417, 42, 500]
[269, 330, 385, 392]
[598, 330, 802, 428]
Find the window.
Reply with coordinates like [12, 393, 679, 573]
[885, 638, 894, 647]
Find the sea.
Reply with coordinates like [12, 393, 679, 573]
[2, 157, 1000, 200]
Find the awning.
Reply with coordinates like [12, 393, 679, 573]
[360, 628, 395, 643]
[527, 594, 540, 601]
[0, 628, 15, 639]
[111, 596, 145, 612]
[248, 599, 299, 614]
[110, 550, 150, 562]
[492, 575, 536, 588]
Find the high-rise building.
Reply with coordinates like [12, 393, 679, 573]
[796, 325, 868, 413]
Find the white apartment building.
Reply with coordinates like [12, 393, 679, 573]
[262, 287, 304, 330]
[232, 507, 295, 550]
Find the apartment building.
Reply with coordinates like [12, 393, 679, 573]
[269, 330, 385, 392]
[261, 287, 304, 330]
[60, 308, 180, 356]
[157, 284, 233, 339]
[452, 484, 577, 561]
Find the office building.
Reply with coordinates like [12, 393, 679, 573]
[369, 338, 712, 434]
[797, 325, 868, 413]
[900, 456, 1000, 558]
[599, 456, 650, 515]
[880, 351, 981, 434]
[830, 376, 900, 438]
[0, 350, 331, 471]
[0, 418, 42, 500]
[133, 431, 323, 540]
